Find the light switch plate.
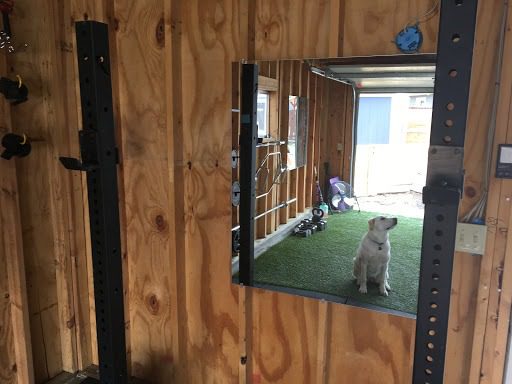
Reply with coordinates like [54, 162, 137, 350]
[455, 223, 487, 255]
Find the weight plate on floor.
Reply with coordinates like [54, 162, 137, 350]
[312, 207, 324, 219]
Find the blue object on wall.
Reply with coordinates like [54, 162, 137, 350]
[395, 25, 423, 54]
[356, 97, 392, 145]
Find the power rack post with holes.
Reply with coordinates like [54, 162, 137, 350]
[238, 63, 258, 287]
[60, 21, 128, 384]
[413, 1, 478, 383]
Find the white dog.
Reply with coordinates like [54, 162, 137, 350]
[353, 216, 398, 296]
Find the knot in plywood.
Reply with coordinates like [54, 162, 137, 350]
[155, 214, 167, 232]
[156, 17, 165, 48]
[261, 21, 280, 45]
[146, 293, 160, 315]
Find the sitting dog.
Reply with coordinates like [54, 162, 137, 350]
[353, 216, 398, 296]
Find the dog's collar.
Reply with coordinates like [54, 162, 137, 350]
[368, 234, 385, 250]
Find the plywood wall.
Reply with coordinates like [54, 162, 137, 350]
[1, 1, 510, 384]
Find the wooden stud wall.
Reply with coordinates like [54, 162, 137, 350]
[0, 52, 34, 384]
[317, 76, 353, 196]
[252, 60, 350, 239]
[1, 1, 511, 384]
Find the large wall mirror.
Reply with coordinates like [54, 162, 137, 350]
[231, 1, 478, 382]
[231, 55, 436, 316]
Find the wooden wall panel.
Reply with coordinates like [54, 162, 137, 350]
[8, 0, 69, 380]
[7, 1, 107, 379]
[0, 58, 18, 384]
[316, 77, 353, 194]
[174, 0, 247, 382]
[327, 305, 415, 383]
[114, 1, 175, 381]
[343, 0, 439, 56]
[251, 289, 319, 384]
[0, 142, 34, 384]
[6, 2, 512, 384]
[254, 0, 332, 60]
[0, 210, 16, 384]
[321, 79, 352, 184]
[0, 58, 33, 384]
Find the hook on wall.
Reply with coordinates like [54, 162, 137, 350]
[0, 75, 28, 104]
[1, 132, 30, 159]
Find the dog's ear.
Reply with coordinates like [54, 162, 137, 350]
[368, 218, 375, 230]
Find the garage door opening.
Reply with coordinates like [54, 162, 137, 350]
[353, 92, 433, 218]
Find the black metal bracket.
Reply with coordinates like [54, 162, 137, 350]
[238, 63, 258, 286]
[60, 21, 128, 384]
[413, 1, 479, 383]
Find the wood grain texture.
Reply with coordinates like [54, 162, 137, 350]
[175, 0, 246, 382]
[474, 4, 512, 382]
[315, 301, 330, 384]
[0, 53, 34, 383]
[0, 60, 18, 384]
[329, 0, 344, 57]
[238, 286, 252, 384]
[343, 0, 439, 56]
[114, 1, 174, 381]
[251, 288, 319, 384]
[327, 305, 415, 384]
[0, 207, 16, 384]
[491, 199, 512, 384]
[37, 0, 97, 373]
[1, 153, 35, 384]
[6, 0, 74, 380]
[317, 78, 353, 189]
[254, 0, 331, 60]
[8, 2, 512, 384]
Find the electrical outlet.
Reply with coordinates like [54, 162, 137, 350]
[455, 223, 487, 255]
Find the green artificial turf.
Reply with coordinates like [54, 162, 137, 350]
[253, 210, 423, 314]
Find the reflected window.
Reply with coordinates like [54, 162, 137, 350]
[257, 91, 270, 138]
